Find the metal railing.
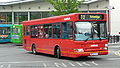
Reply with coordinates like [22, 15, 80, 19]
[108, 35, 120, 43]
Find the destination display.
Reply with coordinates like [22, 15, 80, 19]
[79, 14, 104, 20]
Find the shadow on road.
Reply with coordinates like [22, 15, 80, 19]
[26, 52, 103, 61]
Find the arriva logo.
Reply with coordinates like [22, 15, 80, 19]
[64, 17, 70, 20]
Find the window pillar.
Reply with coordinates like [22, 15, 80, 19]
[28, 12, 30, 21]
[12, 12, 14, 24]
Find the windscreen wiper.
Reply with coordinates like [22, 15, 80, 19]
[98, 35, 102, 41]
[85, 34, 102, 42]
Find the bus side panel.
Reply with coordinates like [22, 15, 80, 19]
[30, 39, 75, 56]
[23, 38, 53, 55]
[0, 24, 11, 43]
[23, 36, 32, 51]
[37, 39, 76, 57]
[36, 39, 55, 55]
[53, 39, 74, 57]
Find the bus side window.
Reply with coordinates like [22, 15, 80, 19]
[31, 25, 38, 38]
[38, 25, 44, 38]
[24, 26, 26, 36]
[53, 24, 60, 39]
[24, 26, 30, 36]
[44, 24, 52, 39]
[62, 21, 73, 39]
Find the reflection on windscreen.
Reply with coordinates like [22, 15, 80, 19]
[75, 22, 107, 41]
[0, 27, 10, 35]
[75, 22, 92, 40]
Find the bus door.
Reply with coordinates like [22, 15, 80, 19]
[42, 24, 53, 52]
[23, 26, 31, 50]
[60, 21, 73, 55]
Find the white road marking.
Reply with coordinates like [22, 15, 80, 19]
[76, 62, 83, 66]
[7, 64, 11, 68]
[115, 52, 119, 56]
[0, 65, 4, 68]
[82, 62, 90, 66]
[108, 46, 120, 48]
[54, 62, 67, 67]
[106, 58, 120, 60]
[91, 61, 99, 66]
[109, 50, 120, 56]
[68, 62, 76, 67]
[0, 60, 110, 67]
[43, 63, 47, 67]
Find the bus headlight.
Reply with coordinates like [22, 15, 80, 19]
[104, 47, 108, 50]
[105, 44, 108, 47]
[74, 49, 84, 52]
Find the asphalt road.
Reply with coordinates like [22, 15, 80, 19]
[0, 43, 120, 68]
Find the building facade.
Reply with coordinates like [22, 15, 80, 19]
[0, 0, 110, 33]
[109, 0, 120, 35]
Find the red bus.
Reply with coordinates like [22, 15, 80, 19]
[22, 13, 108, 58]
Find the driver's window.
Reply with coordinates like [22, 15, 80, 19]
[100, 23, 107, 38]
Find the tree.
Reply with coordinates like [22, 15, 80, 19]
[47, 0, 84, 16]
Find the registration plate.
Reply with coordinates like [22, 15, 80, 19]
[90, 53, 98, 56]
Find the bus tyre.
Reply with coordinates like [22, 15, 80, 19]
[55, 47, 61, 59]
[32, 45, 37, 55]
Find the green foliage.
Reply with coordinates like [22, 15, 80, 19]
[47, 0, 84, 16]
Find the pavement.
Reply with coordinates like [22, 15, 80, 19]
[0, 43, 120, 68]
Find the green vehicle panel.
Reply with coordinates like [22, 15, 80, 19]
[10, 24, 22, 44]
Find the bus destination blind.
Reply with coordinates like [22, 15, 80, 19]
[79, 14, 104, 20]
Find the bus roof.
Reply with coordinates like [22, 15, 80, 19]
[12, 24, 22, 26]
[22, 13, 106, 25]
[0, 24, 12, 27]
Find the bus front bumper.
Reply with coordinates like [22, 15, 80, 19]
[67, 50, 108, 58]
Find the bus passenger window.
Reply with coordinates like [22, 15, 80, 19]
[24, 26, 30, 36]
[31, 25, 38, 38]
[53, 24, 60, 39]
[38, 25, 45, 38]
[0, 27, 10, 35]
[62, 22, 73, 39]
[44, 24, 52, 39]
